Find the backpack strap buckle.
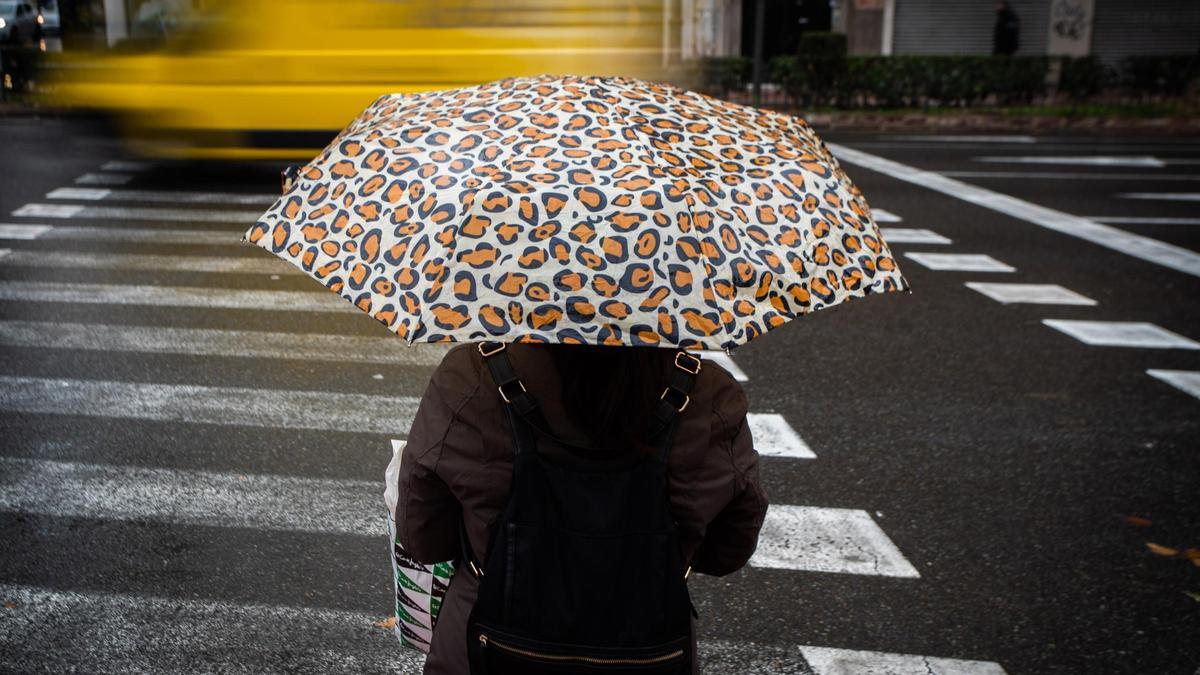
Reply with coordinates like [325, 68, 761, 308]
[659, 387, 690, 413]
[498, 379, 527, 404]
[478, 341, 506, 358]
[674, 351, 702, 375]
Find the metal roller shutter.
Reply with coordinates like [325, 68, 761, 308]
[892, 0, 1050, 55]
[1091, 0, 1200, 64]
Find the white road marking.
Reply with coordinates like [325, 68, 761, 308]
[885, 134, 1035, 144]
[0, 249, 293, 275]
[965, 283, 1097, 306]
[750, 505, 919, 577]
[0, 375, 421, 435]
[0, 224, 52, 239]
[974, 155, 1166, 167]
[47, 187, 277, 205]
[100, 160, 153, 172]
[0, 584, 426, 673]
[828, 143, 1200, 279]
[75, 172, 132, 185]
[0, 457, 384, 536]
[1086, 216, 1200, 225]
[879, 228, 952, 244]
[1042, 320, 1200, 350]
[0, 281, 356, 313]
[0, 223, 240, 245]
[0, 248, 9, 260]
[746, 413, 815, 459]
[800, 646, 1007, 675]
[903, 253, 1015, 272]
[0, 584, 837, 674]
[871, 208, 902, 223]
[0, 320, 451, 366]
[942, 170, 1200, 181]
[1146, 370, 1200, 401]
[13, 203, 263, 223]
[700, 350, 749, 382]
[1117, 192, 1200, 202]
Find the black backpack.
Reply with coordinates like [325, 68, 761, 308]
[463, 341, 702, 674]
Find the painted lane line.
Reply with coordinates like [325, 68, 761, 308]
[828, 143, 1200, 279]
[942, 170, 1200, 181]
[0, 320, 453, 367]
[0, 457, 384, 536]
[100, 160, 153, 171]
[13, 203, 263, 224]
[0, 281, 357, 313]
[47, 187, 278, 205]
[974, 155, 1166, 167]
[885, 134, 1035, 144]
[0, 584, 426, 673]
[0, 249, 294, 275]
[0, 375, 421, 435]
[1146, 370, 1200, 401]
[0, 248, 9, 260]
[871, 208, 902, 223]
[0, 585, 833, 675]
[1117, 192, 1200, 202]
[1042, 320, 1200, 350]
[699, 350, 748, 382]
[750, 504, 919, 577]
[1087, 216, 1200, 225]
[903, 253, 1015, 273]
[0, 223, 241, 245]
[75, 172, 132, 185]
[965, 283, 1097, 306]
[879, 228, 952, 245]
[800, 646, 1007, 675]
[746, 413, 815, 459]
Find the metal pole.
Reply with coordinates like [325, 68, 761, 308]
[751, 0, 765, 107]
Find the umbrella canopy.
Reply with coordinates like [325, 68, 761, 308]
[243, 74, 908, 351]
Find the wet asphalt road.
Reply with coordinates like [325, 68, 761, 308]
[0, 117, 1197, 674]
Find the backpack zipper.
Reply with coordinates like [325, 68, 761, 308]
[478, 634, 684, 666]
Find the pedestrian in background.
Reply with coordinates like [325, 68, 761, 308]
[993, 0, 1021, 55]
[396, 342, 768, 674]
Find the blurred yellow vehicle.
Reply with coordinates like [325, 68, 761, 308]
[42, 0, 679, 160]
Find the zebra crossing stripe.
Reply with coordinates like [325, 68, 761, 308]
[0, 249, 293, 275]
[700, 350, 748, 382]
[904, 253, 1016, 273]
[0, 281, 355, 313]
[0, 584, 909, 674]
[1147, 370, 1200, 401]
[0, 457, 384, 536]
[75, 173, 132, 185]
[1117, 192, 1200, 202]
[2, 457, 905, 581]
[750, 505, 920, 577]
[1042, 320, 1200, 350]
[0, 320, 453, 366]
[46, 187, 278, 205]
[800, 646, 1007, 675]
[0, 375, 420, 435]
[872, 208, 902, 223]
[965, 283, 1097, 306]
[747, 414, 815, 459]
[0, 584, 426, 673]
[13, 203, 263, 224]
[879, 228, 952, 245]
[100, 160, 153, 172]
[0, 223, 240, 245]
[974, 155, 1165, 167]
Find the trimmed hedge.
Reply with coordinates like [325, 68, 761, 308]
[700, 52, 1199, 109]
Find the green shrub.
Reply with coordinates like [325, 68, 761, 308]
[699, 56, 751, 98]
[1120, 54, 1200, 99]
[1059, 56, 1108, 102]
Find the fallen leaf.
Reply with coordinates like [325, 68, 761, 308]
[374, 616, 397, 629]
[1124, 515, 1152, 527]
[3, 601, 16, 610]
[1184, 591, 1200, 603]
[1145, 542, 1178, 557]
[1186, 549, 1200, 567]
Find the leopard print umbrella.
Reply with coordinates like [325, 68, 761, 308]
[243, 74, 909, 351]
